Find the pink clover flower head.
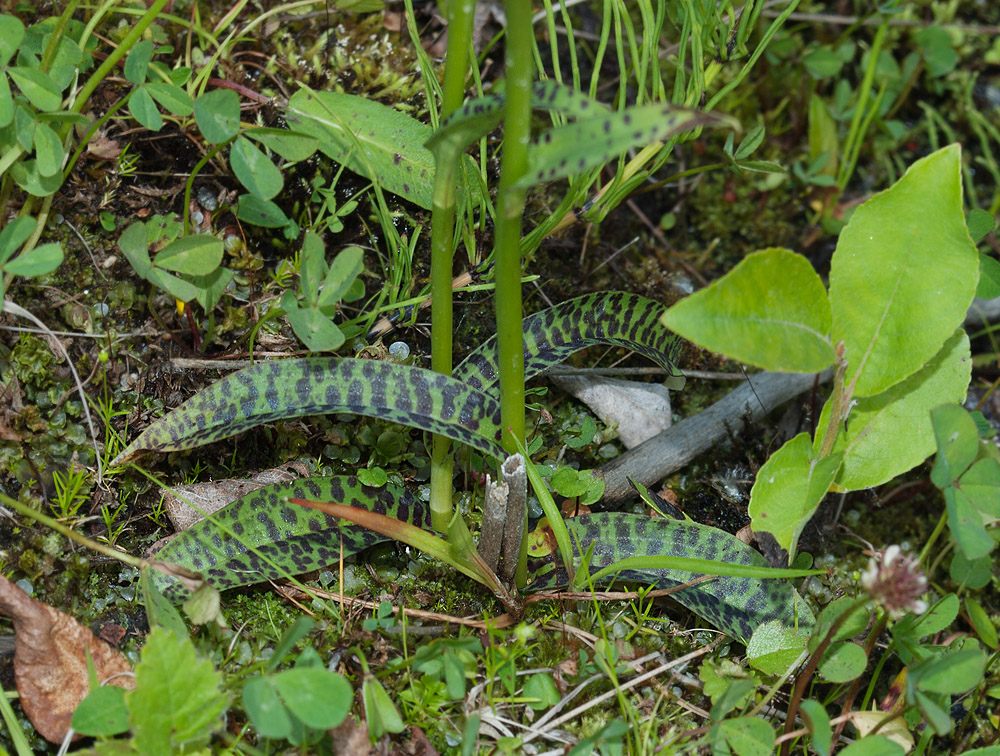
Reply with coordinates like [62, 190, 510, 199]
[859, 545, 928, 619]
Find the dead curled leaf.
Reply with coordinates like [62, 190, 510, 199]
[0, 575, 134, 743]
[550, 375, 672, 449]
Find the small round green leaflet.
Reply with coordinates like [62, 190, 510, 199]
[271, 667, 352, 730]
[230, 136, 283, 200]
[153, 234, 224, 277]
[745, 620, 808, 675]
[817, 641, 867, 683]
[814, 331, 970, 491]
[128, 86, 162, 131]
[712, 717, 775, 756]
[194, 88, 240, 144]
[837, 735, 905, 756]
[828, 144, 978, 398]
[930, 404, 981, 489]
[662, 248, 834, 373]
[70, 685, 130, 737]
[749, 432, 842, 558]
[798, 699, 832, 755]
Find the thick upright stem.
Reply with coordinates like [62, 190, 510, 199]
[429, 0, 477, 532]
[495, 0, 534, 452]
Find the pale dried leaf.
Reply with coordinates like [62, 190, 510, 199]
[551, 376, 672, 449]
[161, 464, 306, 530]
[0, 575, 134, 743]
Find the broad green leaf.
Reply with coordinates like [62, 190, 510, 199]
[967, 209, 996, 243]
[803, 46, 845, 78]
[124, 39, 153, 84]
[118, 220, 153, 277]
[128, 86, 162, 131]
[71, 686, 130, 737]
[0, 216, 36, 265]
[230, 135, 283, 200]
[8, 66, 62, 111]
[716, 717, 775, 756]
[799, 699, 832, 755]
[236, 194, 289, 227]
[47, 37, 84, 91]
[746, 620, 808, 675]
[244, 126, 318, 161]
[815, 331, 971, 491]
[517, 102, 735, 188]
[243, 678, 291, 739]
[146, 267, 200, 302]
[9, 158, 63, 196]
[0, 15, 26, 67]
[914, 648, 986, 694]
[662, 248, 834, 372]
[829, 145, 978, 397]
[808, 94, 838, 177]
[976, 253, 1000, 300]
[837, 735, 905, 756]
[522, 673, 560, 711]
[145, 81, 194, 116]
[194, 88, 240, 143]
[14, 102, 34, 151]
[966, 597, 998, 649]
[946, 484, 990, 559]
[298, 230, 325, 304]
[272, 667, 352, 730]
[930, 404, 980, 488]
[956, 457, 1000, 518]
[111, 357, 507, 465]
[0, 74, 12, 127]
[748, 432, 842, 557]
[3, 242, 63, 276]
[950, 551, 993, 589]
[192, 266, 235, 311]
[32, 122, 62, 177]
[362, 677, 404, 738]
[317, 245, 364, 309]
[127, 628, 228, 753]
[287, 88, 437, 209]
[904, 593, 959, 638]
[153, 234, 224, 276]
[818, 641, 867, 683]
[283, 296, 346, 352]
[914, 690, 953, 735]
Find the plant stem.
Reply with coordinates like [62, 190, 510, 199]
[495, 0, 534, 452]
[428, 0, 477, 533]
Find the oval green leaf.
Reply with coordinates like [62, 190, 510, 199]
[153, 234, 224, 276]
[663, 248, 834, 372]
[816, 330, 970, 491]
[244, 127, 318, 161]
[194, 88, 240, 144]
[272, 667, 352, 730]
[230, 136, 283, 200]
[129, 86, 163, 131]
[124, 39, 153, 84]
[8, 66, 63, 111]
[146, 81, 194, 116]
[3, 242, 63, 277]
[33, 122, 63, 177]
[0, 15, 26, 68]
[829, 145, 978, 397]
[236, 194, 288, 228]
[749, 432, 842, 558]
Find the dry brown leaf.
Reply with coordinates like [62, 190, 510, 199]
[85, 136, 121, 160]
[160, 464, 307, 531]
[0, 575, 134, 743]
[551, 375, 672, 449]
[330, 717, 377, 754]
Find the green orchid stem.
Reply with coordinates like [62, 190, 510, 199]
[495, 0, 534, 452]
[428, 0, 477, 533]
[0, 491, 143, 570]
